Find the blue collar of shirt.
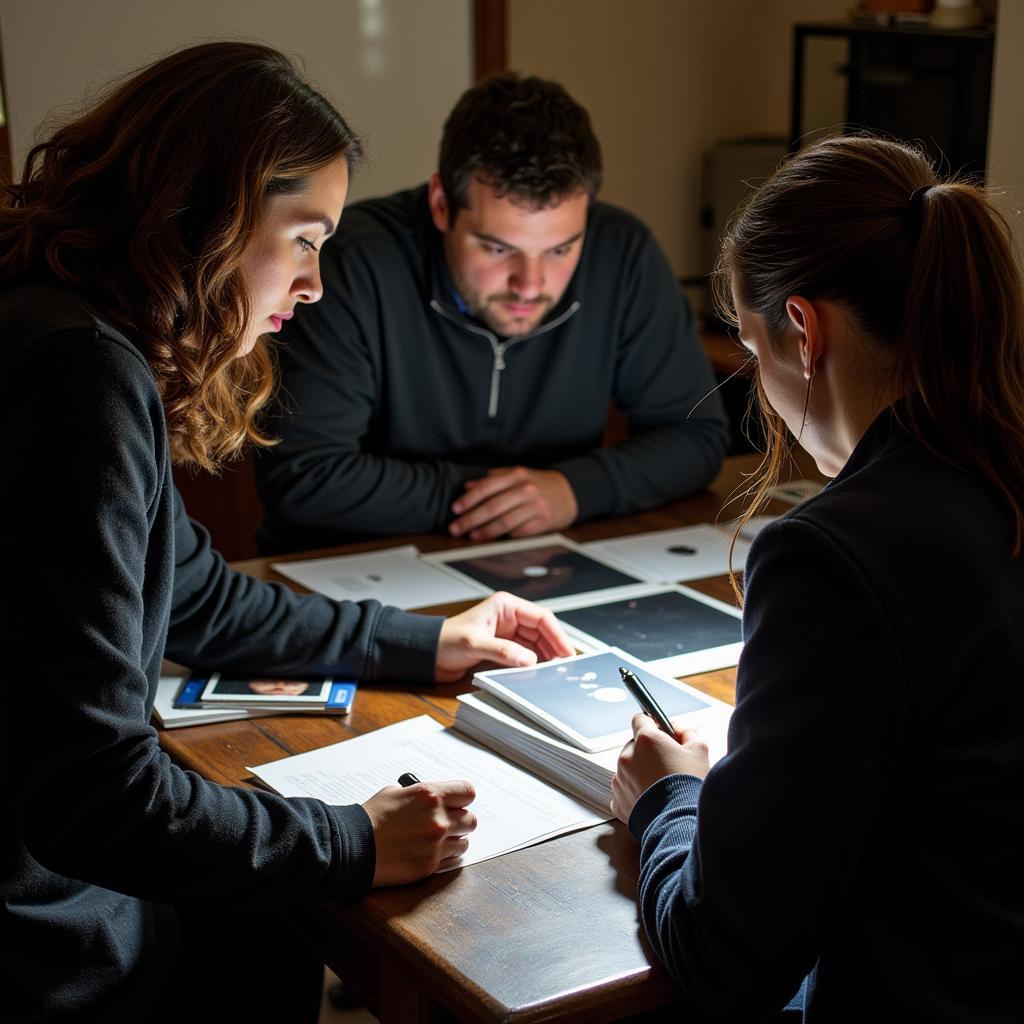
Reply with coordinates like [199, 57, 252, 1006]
[435, 246, 470, 317]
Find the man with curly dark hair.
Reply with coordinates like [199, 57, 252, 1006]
[257, 74, 729, 553]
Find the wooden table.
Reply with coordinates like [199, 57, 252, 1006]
[160, 453, 816, 1023]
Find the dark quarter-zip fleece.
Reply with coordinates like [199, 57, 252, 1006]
[256, 185, 729, 553]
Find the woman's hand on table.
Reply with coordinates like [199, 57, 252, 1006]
[434, 591, 575, 683]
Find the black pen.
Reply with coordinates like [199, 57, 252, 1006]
[397, 772, 421, 787]
[619, 666, 676, 737]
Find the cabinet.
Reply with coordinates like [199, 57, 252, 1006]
[791, 20, 994, 178]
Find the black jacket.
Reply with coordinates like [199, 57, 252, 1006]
[0, 282, 442, 1022]
[629, 408, 1024, 1023]
[256, 185, 729, 553]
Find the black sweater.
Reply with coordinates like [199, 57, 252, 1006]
[0, 283, 442, 1022]
[629, 410, 1024, 1023]
[256, 185, 729, 552]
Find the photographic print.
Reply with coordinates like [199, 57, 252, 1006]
[443, 543, 639, 601]
[475, 650, 714, 750]
[199, 674, 332, 704]
[558, 589, 742, 662]
[584, 524, 752, 582]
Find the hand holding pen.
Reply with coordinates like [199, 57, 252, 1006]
[618, 666, 677, 737]
[611, 665, 712, 824]
[360, 773, 477, 886]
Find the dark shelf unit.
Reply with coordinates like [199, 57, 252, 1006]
[791, 20, 995, 179]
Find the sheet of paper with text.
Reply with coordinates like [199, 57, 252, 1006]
[249, 716, 609, 869]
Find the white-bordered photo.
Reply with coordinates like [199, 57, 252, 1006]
[270, 544, 489, 609]
[473, 648, 732, 753]
[420, 534, 643, 604]
[769, 479, 826, 505]
[199, 673, 333, 705]
[541, 583, 743, 677]
[583, 523, 752, 583]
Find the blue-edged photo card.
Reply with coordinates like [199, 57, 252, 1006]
[193, 673, 357, 714]
[473, 649, 733, 752]
[172, 675, 209, 709]
[325, 682, 357, 711]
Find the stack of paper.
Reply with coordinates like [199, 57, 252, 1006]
[453, 649, 734, 808]
[154, 672, 356, 727]
[454, 690, 619, 808]
[152, 675, 279, 729]
[248, 715, 609, 870]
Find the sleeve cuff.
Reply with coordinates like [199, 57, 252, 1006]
[369, 606, 444, 682]
[628, 773, 703, 842]
[553, 453, 617, 521]
[326, 802, 377, 899]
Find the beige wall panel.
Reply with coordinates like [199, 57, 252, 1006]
[508, 0, 849, 277]
[988, 0, 1024, 258]
[0, 0, 472, 203]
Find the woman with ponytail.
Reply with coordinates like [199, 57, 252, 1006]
[611, 136, 1024, 1022]
[0, 42, 570, 1023]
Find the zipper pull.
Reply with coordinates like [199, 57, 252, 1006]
[489, 342, 507, 418]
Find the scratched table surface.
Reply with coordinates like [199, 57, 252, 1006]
[161, 452, 820, 1023]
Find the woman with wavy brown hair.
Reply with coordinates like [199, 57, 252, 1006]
[611, 136, 1024, 1022]
[0, 42, 571, 1023]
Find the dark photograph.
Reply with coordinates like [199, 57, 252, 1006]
[558, 590, 742, 663]
[445, 544, 639, 601]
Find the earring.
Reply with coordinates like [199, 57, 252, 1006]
[798, 367, 814, 438]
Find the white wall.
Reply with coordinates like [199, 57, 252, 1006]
[5, 1, 1016, 260]
[988, 0, 1024, 258]
[508, 0, 850, 278]
[0, 0, 471, 203]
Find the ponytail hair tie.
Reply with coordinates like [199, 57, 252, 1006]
[908, 185, 931, 230]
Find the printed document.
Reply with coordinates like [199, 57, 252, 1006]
[249, 715, 609, 869]
[271, 545, 488, 609]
